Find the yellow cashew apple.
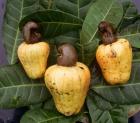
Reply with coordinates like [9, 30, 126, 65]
[44, 43, 90, 116]
[18, 22, 50, 79]
[96, 21, 132, 85]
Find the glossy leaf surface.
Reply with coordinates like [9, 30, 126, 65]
[20, 109, 88, 123]
[0, 64, 50, 108]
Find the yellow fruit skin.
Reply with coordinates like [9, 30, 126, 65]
[96, 39, 132, 85]
[44, 62, 90, 116]
[18, 42, 50, 79]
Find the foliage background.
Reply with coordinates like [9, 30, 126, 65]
[1, 0, 139, 122]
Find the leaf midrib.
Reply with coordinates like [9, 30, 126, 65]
[48, 0, 53, 9]
[11, 0, 24, 64]
[119, 33, 140, 38]
[0, 83, 45, 90]
[26, 114, 63, 123]
[77, 0, 80, 18]
[91, 83, 140, 90]
[40, 116, 64, 123]
[107, 112, 114, 123]
[88, 0, 114, 43]
[40, 22, 82, 26]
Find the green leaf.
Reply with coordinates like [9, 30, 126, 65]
[43, 98, 57, 112]
[91, 61, 140, 105]
[19, 10, 83, 39]
[20, 109, 87, 123]
[119, 0, 132, 11]
[87, 96, 128, 123]
[80, 0, 123, 65]
[89, 91, 116, 110]
[30, 103, 43, 110]
[0, 64, 50, 108]
[117, 0, 140, 31]
[3, 0, 54, 65]
[54, 0, 95, 19]
[133, 51, 140, 62]
[120, 21, 140, 48]
[53, 31, 80, 45]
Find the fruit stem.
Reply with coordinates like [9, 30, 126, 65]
[98, 21, 117, 45]
[23, 21, 41, 44]
[57, 43, 78, 67]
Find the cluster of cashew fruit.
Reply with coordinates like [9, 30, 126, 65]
[18, 21, 132, 116]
